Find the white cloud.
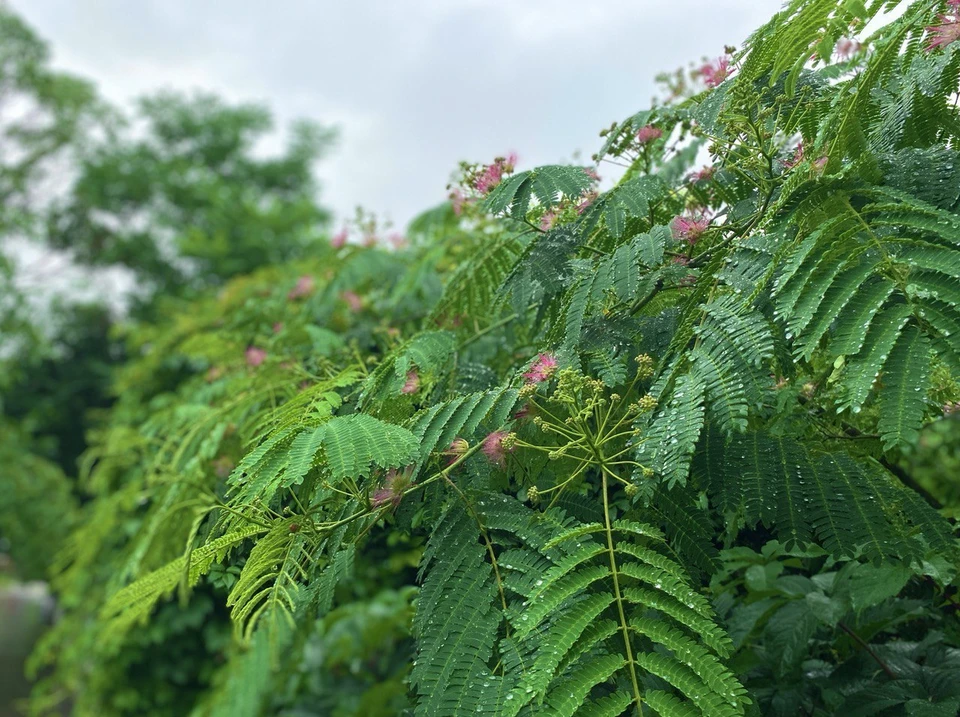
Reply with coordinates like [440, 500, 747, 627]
[14, 0, 782, 227]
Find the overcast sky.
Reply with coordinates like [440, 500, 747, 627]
[15, 0, 782, 230]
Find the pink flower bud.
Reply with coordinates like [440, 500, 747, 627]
[371, 467, 414, 508]
[401, 370, 420, 395]
[340, 290, 363, 312]
[245, 346, 267, 367]
[444, 438, 469, 466]
[287, 275, 315, 300]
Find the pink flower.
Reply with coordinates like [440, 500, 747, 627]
[444, 438, 469, 466]
[475, 163, 504, 194]
[926, 12, 960, 51]
[272, 322, 283, 333]
[331, 227, 349, 248]
[341, 290, 363, 312]
[783, 142, 805, 169]
[370, 488, 395, 508]
[450, 188, 467, 216]
[540, 209, 558, 231]
[688, 165, 715, 183]
[576, 191, 598, 215]
[371, 468, 414, 509]
[784, 142, 828, 172]
[287, 275, 315, 300]
[245, 346, 267, 367]
[401, 369, 420, 395]
[523, 353, 558, 384]
[388, 232, 408, 250]
[481, 430, 514, 467]
[700, 57, 732, 88]
[636, 125, 663, 144]
[670, 212, 710, 245]
[474, 153, 518, 195]
[513, 404, 534, 421]
[584, 167, 601, 182]
[834, 37, 861, 60]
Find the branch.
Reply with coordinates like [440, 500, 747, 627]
[838, 621, 897, 680]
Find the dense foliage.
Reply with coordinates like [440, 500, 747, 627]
[5, 1, 960, 715]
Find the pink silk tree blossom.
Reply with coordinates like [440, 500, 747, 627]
[287, 275, 315, 300]
[688, 165, 715, 183]
[636, 125, 663, 144]
[330, 227, 349, 248]
[834, 37, 861, 59]
[371, 468, 414, 509]
[481, 430, 514, 467]
[401, 369, 420, 395]
[670, 212, 710, 245]
[340, 290, 363, 312]
[926, 9, 960, 51]
[700, 56, 732, 87]
[523, 353, 558, 384]
[245, 346, 267, 367]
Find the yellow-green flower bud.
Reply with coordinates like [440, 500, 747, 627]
[526, 485, 541, 504]
[638, 394, 658, 413]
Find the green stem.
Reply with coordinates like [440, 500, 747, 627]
[600, 460, 644, 714]
[458, 312, 520, 350]
[442, 474, 510, 618]
[582, 244, 610, 257]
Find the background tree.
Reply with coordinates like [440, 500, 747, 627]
[0, 5, 100, 365]
[45, 91, 335, 314]
[0, 5, 335, 568]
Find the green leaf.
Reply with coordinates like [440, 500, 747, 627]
[483, 165, 594, 219]
[636, 370, 706, 488]
[833, 562, 912, 613]
[320, 414, 420, 479]
[877, 326, 931, 450]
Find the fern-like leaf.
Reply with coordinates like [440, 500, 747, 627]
[412, 504, 508, 716]
[226, 522, 308, 641]
[483, 165, 594, 219]
[320, 414, 420, 479]
[877, 325, 932, 450]
[100, 525, 265, 641]
[636, 370, 707, 488]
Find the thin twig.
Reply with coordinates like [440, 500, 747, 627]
[838, 622, 897, 680]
